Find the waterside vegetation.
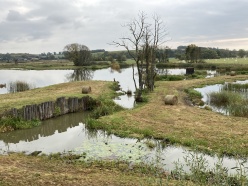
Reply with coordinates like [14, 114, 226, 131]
[85, 75, 248, 157]
[1, 66, 248, 185]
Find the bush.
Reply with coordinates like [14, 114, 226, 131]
[8, 81, 34, 93]
[155, 75, 185, 81]
[91, 97, 123, 119]
[0, 117, 40, 132]
[208, 91, 248, 117]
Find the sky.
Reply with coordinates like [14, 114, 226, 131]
[0, 0, 247, 54]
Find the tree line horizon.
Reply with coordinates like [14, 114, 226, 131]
[0, 45, 247, 63]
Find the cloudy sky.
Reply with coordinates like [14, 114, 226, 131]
[0, 0, 247, 54]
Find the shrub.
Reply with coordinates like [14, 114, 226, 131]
[91, 97, 123, 119]
[8, 81, 34, 93]
[208, 91, 248, 117]
[155, 75, 184, 81]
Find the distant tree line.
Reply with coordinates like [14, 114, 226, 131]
[0, 52, 67, 62]
[0, 45, 246, 64]
[174, 45, 247, 62]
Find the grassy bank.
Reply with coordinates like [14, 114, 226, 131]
[157, 58, 248, 72]
[0, 153, 199, 186]
[0, 80, 118, 132]
[0, 81, 114, 114]
[0, 60, 111, 70]
[87, 75, 248, 157]
[1, 76, 248, 156]
[1, 77, 248, 185]
[1, 152, 247, 186]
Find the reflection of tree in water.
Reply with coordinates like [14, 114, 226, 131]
[110, 62, 121, 73]
[66, 69, 94, 82]
[156, 68, 169, 75]
[0, 112, 89, 144]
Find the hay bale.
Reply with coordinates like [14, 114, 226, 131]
[164, 95, 178, 105]
[82, 86, 91, 94]
[230, 71, 236, 76]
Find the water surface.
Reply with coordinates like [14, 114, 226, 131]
[0, 112, 247, 175]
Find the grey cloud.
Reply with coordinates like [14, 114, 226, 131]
[0, 0, 247, 53]
[6, 10, 26, 22]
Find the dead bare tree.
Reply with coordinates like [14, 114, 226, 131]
[113, 12, 168, 101]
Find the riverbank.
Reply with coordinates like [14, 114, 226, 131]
[0, 60, 111, 70]
[0, 80, 118, 132]
[0, 81, 114, 113]
[1, 77, 248, 185]
[89, 75, 248, 157]
[0, 153, 198, 186]
[1, 76, 248, 156]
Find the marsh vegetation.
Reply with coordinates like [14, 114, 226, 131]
[199, 82, 248, 117]
[1, 56, 248, 185]
[8, 80, 34, 93]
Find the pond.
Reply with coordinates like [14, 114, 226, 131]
[0, 68, 137, 108]
[0, 112, 247, 175]
[195, 80, 248, 115]
[0, 67, 204, 108]
[1, 67, 247, 175]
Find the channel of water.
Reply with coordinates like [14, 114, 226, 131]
[0, 67, 247, 175]
[0, 112, 247, 175]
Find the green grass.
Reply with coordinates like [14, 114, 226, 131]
[169, 57, 248, 64]
[209, 91, 248, 117]
[155, 75, 185, 81]
[8, 81, 34, 93]
[173, 152, 248, 185]
[208, 91, 242, 107]
[0, 81, 114, 113]
[157, 58, 248, 71]
[206, 57, 248, 64]
[0, 117, 41, 132]
[90, 96, 124, 119]
[0, 60, 111, 70]
[222, 83, 248, 92]
[185, 88, 204, 105]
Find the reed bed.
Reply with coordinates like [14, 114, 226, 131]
[222, 82, 248, 93]
[208, 91, 248, 117]
[8, 81, 35, 93]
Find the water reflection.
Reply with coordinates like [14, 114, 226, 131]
[0, 112, 247, 175]
[10, 113, 88, 143]
[195, 80, 248, 115]
[66, 69, 93, 82]
[156, 68, 186, 75]
[0, 69, 73, 94]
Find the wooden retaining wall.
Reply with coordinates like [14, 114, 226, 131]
[7, 96, 94, 121]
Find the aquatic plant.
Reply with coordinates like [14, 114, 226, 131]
[208, 91, 248, 117]
[8, 81, 34, 93]
[0, 116, 40, 132]
[222, 83, 248, 93]
[90, 96, 123, 119]
[208, 91, 242, 107]
[172, 152, 248, 185]
[155, 75, 185, 81]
